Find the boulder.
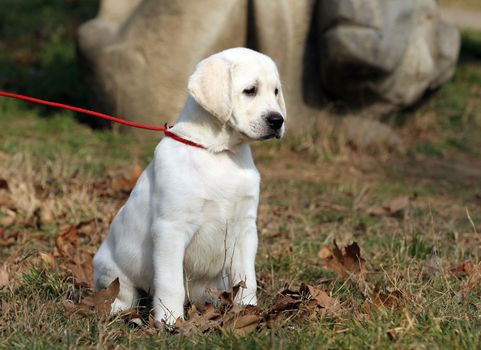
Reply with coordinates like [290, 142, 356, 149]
[318, 0, 460, 115]
[77, 0, 459, 139]
[77, 0, 248, 130]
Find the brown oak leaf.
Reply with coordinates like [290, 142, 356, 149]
[63, 277, 119, 317]
[318, 241, 365, 278]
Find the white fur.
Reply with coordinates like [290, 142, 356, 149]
[93, 48, 286, 324]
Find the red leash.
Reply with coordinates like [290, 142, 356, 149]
[0, 91, 205, 149]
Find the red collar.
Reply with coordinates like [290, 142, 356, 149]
[163, 126, 206, 149]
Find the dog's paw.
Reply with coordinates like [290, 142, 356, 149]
[155, 312, 183, 327]
[154, 304, 184, 326]
[235, 292, 257, 306]
[110, 298, 131, 315]
[154, 316, 183, 331]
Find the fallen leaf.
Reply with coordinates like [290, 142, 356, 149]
[0, 236, 16, 247]
[317, 246, 332, 259]
[387, 330, 396, 341]
[271, 294, 301, 313]
[191, 303, 220, 322]
[367, 195, 415, 217]
[55, 224, 78, 257]
[26, 231, 49, 242]
[318, 241, 365, 278]
[230, 312, 261, 330]
[369, 290, 403, 310]
[38, 207, 54, 226]
[64, 278, 119, 317]
[207, 281, 247, 311]
[0, 208, 16, 227]
[33, 184, 48, 199]
[266, 283, 342, 326]
[450, 261, 473, 276]
[39, 251, 56, 269]
[158, 281, 343, 335]
[0, 267, 9, 288]
[172, 282, 264, 336]
[458, 262, 481, 298]
[224, 306, 262, 336]
[64, 252, 94, 288]
[300, 283, 340, 311]
[91, 178, 111, 196]
[76, 219, 100, 236]
[174, 303, 221, 336]
[2, 249, 22, 267]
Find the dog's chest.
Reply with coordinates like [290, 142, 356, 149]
[196, 163, 258, 232]
[190, 148, 260, 217]
[183, 155, 259, 279]
[204, 169, 257, 212]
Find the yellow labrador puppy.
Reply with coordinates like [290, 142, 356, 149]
[93, 48, 286, 324]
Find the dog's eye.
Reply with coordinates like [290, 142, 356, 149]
[275, 88, 279, 96]
[243, 86, 257, 96]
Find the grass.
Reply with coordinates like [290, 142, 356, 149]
[1, 3, 481, 349]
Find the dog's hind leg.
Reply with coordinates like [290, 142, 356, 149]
[93, 257, 139, 314]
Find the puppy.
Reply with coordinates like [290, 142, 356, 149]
[93, 47, 286, 324]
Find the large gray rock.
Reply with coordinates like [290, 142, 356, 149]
[78, 0, 248, 129]
[77, 0, 459, 138]
[318, 0, 460, 115]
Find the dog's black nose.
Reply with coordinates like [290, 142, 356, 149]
[266, 112, 284, 130]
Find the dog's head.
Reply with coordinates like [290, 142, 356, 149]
[188, 48, 286, 140]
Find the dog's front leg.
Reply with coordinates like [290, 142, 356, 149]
[152, 220, 189, 325]
[230, 220, 258, 306]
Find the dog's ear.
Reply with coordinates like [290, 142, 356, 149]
[188, 56, 232, 123]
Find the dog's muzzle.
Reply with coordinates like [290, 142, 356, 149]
[265, 112, 284, 131]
